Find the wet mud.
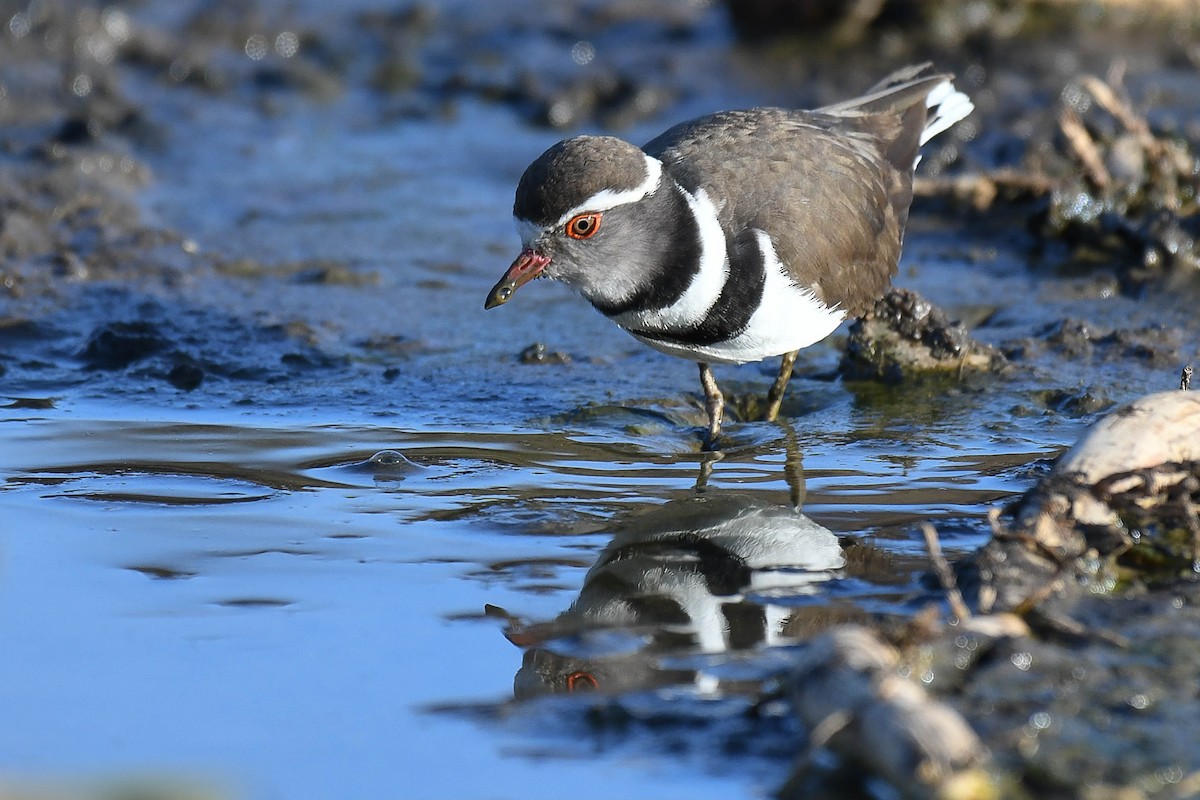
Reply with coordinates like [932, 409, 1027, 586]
[2, 1, 1200, 799]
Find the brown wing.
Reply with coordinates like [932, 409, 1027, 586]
[643, 74, 942, 316]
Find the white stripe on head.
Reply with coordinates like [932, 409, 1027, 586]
[553, 153, 664, 227]
[514, 152, 665, 245]
[612, 184, 729, 333]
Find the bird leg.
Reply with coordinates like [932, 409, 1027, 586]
[764, 350, 799, 422]
[780, 417, 806, 510]
[694, 449, 723, 492]
[697, 362, 724, 450]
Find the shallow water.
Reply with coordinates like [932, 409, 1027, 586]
[3, 0, 1200, 797]
[1, 399, 1047, 799]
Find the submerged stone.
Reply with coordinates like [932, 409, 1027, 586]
[167, 360, 205, 391]
[518, 342, 571, 365]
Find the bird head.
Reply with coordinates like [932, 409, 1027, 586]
[485, 135, 668, 311]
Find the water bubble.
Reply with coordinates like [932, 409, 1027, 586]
[956, 119, 980, 142]
[9, 12, 31, 38]
[633, 87, 660, 114]
[87, 33, 116, 64]
[547, 100, 574, 128]
[44, 27, 66, 53]
[245, 34, 269, 60]
[1158, 766, 1184, 785]
[71, 73, 93, 97]
[368, 450, 413, 467]
[1061, 83, 1092, 113]
[571, 40, 595, 66]
[101, 7, 130, 43]
[1054, 51, 1079, 74]
[1127, 693, 1150, 710]
[275, 31, 299, 58]
[1030, 711, 1051, 730]
[1010, 651, 1033, 671]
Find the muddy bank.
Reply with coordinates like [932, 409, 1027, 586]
[4, 0, 1198, 417]
[936, 391, 1200, 797]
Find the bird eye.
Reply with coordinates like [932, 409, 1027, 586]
[566, 671, 599, 692]
[566, 212, 602, 240]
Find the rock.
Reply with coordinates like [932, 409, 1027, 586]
[783, 626, 996, 800]
[840, 288, 1005, 383]
[518, 342, 571, 365]
[1038, 318, 1095, 357]
[971, 389, 1200, 613]
[1053, 389, 1200, 528]
[79, 321, 170, 369]
[1055, 390, 1200, 484]
[167, 360, 204, 390]
[1031, 386, 1113, 417]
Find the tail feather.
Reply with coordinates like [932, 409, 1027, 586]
[920, 79, 974, 146]
[865, 62, 940, 95]
[818, 63, 946, 116]
[818, 64, 974, 152]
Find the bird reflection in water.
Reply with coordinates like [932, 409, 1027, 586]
[496, 476, 846, 699]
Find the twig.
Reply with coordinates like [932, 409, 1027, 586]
[778, 710, 853, 798]
[1060, 107, 1111, 190]
[913, 169, 1056, 210]
[1080, 74, 1158, 153]
[920, 523, 972, 622]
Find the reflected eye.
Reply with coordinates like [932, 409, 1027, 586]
[566, 671, 599, 692]
[566, 213, 602, 240]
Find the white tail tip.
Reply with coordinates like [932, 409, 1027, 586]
[920, 79, 974, 147]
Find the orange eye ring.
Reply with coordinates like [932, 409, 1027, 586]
[566, 671, 599, 692]
[566, 212, 602, 240]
